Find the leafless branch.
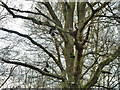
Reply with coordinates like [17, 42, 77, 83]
[80, 57, 98, 79]
[42, 2, 62, 27]
[86, 2, 94, 12]
[0, 27, 64, 71]
[94, 85, 113, 89]
[0, 1, 51, 26]
[35, 7, 56, 24]
[82, 26, 90, 45]
[0, 58, 64, 80]
[0, 65, 17, 88]
[79, 2, 109, 34]
[84, 46, 120, 88]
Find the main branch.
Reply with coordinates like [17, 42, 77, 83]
[0, 58, 64, 80]
[0, 27, 64, 71]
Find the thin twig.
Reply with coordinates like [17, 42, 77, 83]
[0, 65, 17, 88]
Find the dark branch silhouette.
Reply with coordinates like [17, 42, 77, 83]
[0, 27, 64, 71]
[0, 1, 51, 26]
[0, 58, 64, 80]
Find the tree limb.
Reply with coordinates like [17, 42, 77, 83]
[80, 57, 98, 79]
[95, 15, 120, 23]
[1, 1, 68, 42]
[0, 27, 64, 71]
[0, 1, 51, 26]
[0, 58, 64, 80]
[0, 66, 17, 88]
[43, 2, 62, 27]
[4, 6, 57, 24]
[86, 2, 94, 12]
[78, 2, 109, 34]
[82, 26, 90, 45]
[61, 2, 67, 21]
[84, 46, 120, 89]
[35, 7, 56, 24]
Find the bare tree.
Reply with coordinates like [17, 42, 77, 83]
[0, 1, 120, 89]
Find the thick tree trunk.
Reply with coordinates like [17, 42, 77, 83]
[62, 2, 75, 88]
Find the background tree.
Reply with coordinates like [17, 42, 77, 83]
[0, 0, 120, 89]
